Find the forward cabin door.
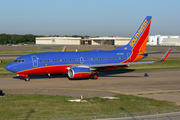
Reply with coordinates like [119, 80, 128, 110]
[32, 56, 38, 67]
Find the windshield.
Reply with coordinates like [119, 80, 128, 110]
[14, 60, 25, 63]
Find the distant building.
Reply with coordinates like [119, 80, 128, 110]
[88, 37, 131, 45]
[147, 35, 180, 46]
[161, 38, 180, 46]
[36, 37, 131, 46]
[36, 37, 81, 45]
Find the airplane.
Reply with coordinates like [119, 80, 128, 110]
[6, 16, 172, 81]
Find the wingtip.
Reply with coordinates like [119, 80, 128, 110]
[158, 47, 172, 62]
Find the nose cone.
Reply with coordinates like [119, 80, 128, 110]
[6, 63, 16, 73]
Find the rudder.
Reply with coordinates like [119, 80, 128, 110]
[114, 16, 152, 52]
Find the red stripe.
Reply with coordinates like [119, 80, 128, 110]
[74, 73, 91, 78]
[123, 20, 151, 63]
[17, 65, 74, 75]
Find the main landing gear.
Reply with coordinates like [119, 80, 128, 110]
[90, 74, 98, 80]
[25, 77, 30, 82]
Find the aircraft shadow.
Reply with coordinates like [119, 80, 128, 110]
[13, 74, 68, 80]
[98, 69, 142, 78]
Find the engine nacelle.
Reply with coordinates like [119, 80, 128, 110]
[68, 67, 91, 79]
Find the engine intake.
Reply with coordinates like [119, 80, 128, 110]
[68, 67, 91, 79]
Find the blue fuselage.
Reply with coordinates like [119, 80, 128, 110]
[6, 50, 133, 74]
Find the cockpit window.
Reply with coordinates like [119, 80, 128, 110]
[14, 60, 25, 63]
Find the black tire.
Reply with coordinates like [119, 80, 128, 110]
[25, 77, 30, 81]
[90, 74, 98, 80]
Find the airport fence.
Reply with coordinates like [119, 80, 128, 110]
[54, 110, 180, 120]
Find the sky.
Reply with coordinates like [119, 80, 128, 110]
[0, 0, 180, 37]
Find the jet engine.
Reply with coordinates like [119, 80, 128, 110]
[68, 67, 91, 79]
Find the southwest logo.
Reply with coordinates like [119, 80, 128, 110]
[130, 19, 149, 47]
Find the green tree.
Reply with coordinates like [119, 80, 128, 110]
[0, 33, 11, 44]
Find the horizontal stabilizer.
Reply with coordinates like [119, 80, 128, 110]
[138, 51, 161, 55]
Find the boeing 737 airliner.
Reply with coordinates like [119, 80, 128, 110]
[6, 16, 172, 81]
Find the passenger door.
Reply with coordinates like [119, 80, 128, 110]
[32, 56, 38, 67]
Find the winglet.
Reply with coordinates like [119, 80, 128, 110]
[157, 47, 172, 62]
[62, 45, 67, 52]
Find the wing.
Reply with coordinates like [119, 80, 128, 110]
[89, 47, 172, 69]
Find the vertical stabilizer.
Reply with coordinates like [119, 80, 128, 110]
[114, 16, 152, 52]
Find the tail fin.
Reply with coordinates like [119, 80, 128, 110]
[62, 45, 67, 52]
[114, 16, 152, 52]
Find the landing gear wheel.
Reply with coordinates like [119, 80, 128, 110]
[90, 74, 98, 80]
[25, 77, 30, 81]
[94, 75, 98, 79]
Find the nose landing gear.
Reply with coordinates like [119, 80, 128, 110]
[25, 77, 30, 81]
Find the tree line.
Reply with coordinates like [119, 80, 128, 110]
[0, 33, 41, 44]
[0, 34, 92, 44]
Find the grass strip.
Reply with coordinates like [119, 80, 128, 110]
[0, 94, 180, 120]
[0, 60, 16, 75]
[129, 58, 180, 70]
[0, 50, 90, 54]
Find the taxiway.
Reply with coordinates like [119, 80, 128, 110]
[1, 69, 180, 103]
